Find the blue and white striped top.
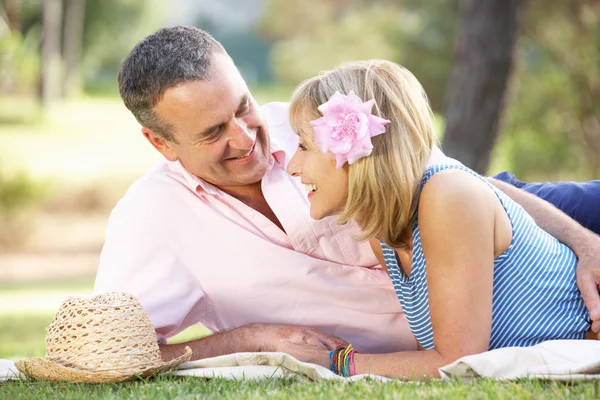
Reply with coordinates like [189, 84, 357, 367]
[382, 164, 590, 350]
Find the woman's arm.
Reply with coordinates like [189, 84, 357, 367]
[357, 171, 499, 378]
[279, 171, 502, 379]
[417, 170, 498, 362]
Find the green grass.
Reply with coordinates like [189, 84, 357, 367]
[1, 375, 600, 399]
[0, 314, 53, 360]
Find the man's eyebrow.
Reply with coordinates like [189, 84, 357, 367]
[195, 95, 250, 140]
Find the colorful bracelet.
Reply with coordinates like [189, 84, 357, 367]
[328, 344, 357, 377]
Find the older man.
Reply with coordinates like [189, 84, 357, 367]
[94, 26, 600, 362]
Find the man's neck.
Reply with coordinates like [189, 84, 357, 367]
[217, 181, 264, 204]
[218, 181, 286, 233]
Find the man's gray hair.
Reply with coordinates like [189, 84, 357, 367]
[118, 26, 225, 141]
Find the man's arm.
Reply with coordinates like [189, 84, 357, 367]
[488, 177, 600, 335]
[160, 323, 349, 362]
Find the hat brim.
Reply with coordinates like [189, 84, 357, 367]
[14, 346, 192, 384]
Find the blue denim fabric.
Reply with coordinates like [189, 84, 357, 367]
[493, 171, 600, 236]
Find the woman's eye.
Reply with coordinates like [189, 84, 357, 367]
[298, 143, 307, 151]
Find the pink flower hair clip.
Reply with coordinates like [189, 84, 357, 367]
[310, 90, 390, 168]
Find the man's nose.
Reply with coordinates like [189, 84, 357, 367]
[228, 119, 255, 149]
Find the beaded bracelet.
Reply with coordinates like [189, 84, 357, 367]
[328, 344, 357, 377]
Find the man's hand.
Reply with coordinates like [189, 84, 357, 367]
[276, 340, 331, 368]
[247, 323, 349, 352]
[574, 236, 600, 337]
[158, 323, 348, 362]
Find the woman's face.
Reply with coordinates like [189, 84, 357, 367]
[286, 133, 349, 220]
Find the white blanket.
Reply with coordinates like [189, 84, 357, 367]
[171, 352, 389, 382]
[0, 359, 24, 382]
[3, 340, 600, 382]
[438, 340, 600, 381]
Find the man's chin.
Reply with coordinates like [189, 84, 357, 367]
[232, 164, 270, 186]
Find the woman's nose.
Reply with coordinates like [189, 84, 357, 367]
[286, 151, 302, 177]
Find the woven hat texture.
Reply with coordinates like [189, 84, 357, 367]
[15, 292, 192, 383]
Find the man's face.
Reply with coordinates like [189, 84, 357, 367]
[146, 53, 270, 191]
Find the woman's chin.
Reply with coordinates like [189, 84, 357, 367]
[309, 207, 340, 221]
[309, 210, 327, 220]
[309, 206, 332, 220]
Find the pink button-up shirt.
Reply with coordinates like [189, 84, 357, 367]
[93, 102, 416, 353]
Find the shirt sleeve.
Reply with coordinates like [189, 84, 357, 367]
[93, 190, 208, 343]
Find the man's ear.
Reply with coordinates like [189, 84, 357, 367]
[142, 127, 178, 162]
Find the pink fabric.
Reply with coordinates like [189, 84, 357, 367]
[93, 102, 415, 353]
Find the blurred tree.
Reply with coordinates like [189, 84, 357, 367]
[0, 0, 163, 98]
[0, 0, 42, 96]
[41, 0, 63, 106]
[442, 0, 523, 174]
[62, 0, 85, 97]
[1, 0, 20, 30]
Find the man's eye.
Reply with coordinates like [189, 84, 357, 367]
[237, 103, 250, 116]
[203, 125, 224, 142]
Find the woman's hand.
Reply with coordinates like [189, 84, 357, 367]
[276, 340, 331, 368]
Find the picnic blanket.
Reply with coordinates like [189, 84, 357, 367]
[3, 340, 600, 382]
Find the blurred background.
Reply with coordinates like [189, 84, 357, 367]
[0, 0, 598, 360]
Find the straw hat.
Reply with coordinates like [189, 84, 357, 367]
[15, 292, 192, 383]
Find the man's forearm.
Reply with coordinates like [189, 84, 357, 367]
[159, 322, 348, 362]
[488, 178, 598, 252]
[159, 325, 257, 362]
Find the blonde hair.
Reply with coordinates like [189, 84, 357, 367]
[289, 60, 437, 249]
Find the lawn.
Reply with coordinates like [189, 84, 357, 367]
[1, 376, 599, 399]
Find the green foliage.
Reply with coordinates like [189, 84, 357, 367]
[0, 168, 46, 215]
[493, 0, 600, 180]
[81, 0, 166, 93]
[0, 314, 52, 360]
[269, 6, 400, 85]
[260, 0, 459, 112]
[260, 1, 401, 87]
[0, 164, 47, 247]
[0, 21, 41, 95]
